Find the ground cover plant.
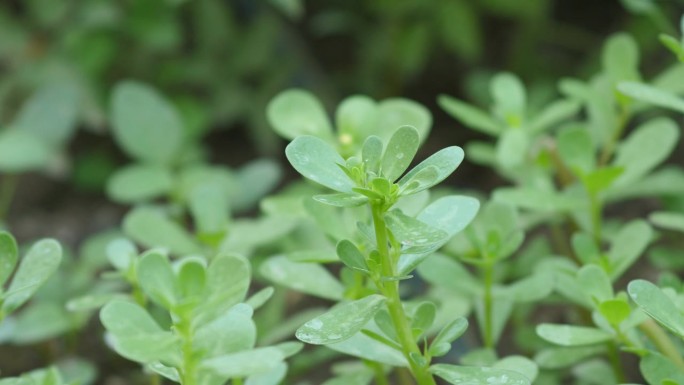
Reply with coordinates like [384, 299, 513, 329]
[1, 1, 684, 384]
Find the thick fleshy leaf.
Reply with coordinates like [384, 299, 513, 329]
[529, 99, 581, 133]
[188, 182, 230, 239]
[429, 317, 469, 357]
[327, 327, 408, 367]
[493, 356, 538, 383]
[3, 239, 62, 314]
[106, 164, 173, 203]
[606, 167, 684, 201]
[0, 129, 51, 172]
[111, 81, 184, 164]
[0, 231, 18, 287]
[245, 362, 287, 385]
[506, 273, 553, 303]
[557, 125, 594, 174]
[296, 295, 386, 345]
[336, 95, 377, 140]
[628, 279, 684, 338]
[602, 33, 640, 83]
[123, 207, 202, 256]
[232, 159, 282, 211]
[398, 146, 464, 195]
[13, 84, 80, 147]
[496, 129, 528, 168]
[336, 240, 368, 272]
[362, 136, 383, 175]
[430, 364, 531, 385]
[196, 254, 250, 324]
[136, 251, 179, 308]
[534, 346, 605, 369]
[612, 118, 679, 186]
[376, 99, 431, 143]
[267, 89, 333, 140]
[381, 126, 420, 182]
[618, 81, 684, 113]
[640, 352, 684, 385]
[260, 255, 344, 300]
[417, 253, 480, 296]
[286, 136, 354, 192]
[491, 73, 526, 127]
[536, 324, 613, 346]
[577, 264, 613, 305]
[607, 220, 652, 280]
[10, 302, 72, 344]
[313, 192, 368, 207]
[202, 347, 284, 379]
[385, 210, 448, 255]
[493, 187, 585, 212]
[649, 211, 684, 232]
[195, 303, 256, 357]
[438, 95, 501, 136]
[100, 300, 178, 363]
[398, 196, 480, 275]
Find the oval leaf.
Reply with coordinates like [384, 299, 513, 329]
[285, 136, 354, 193]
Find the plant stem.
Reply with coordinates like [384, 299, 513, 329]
[369, 361, 389, 385]
[371, 205, 436, 385]
[588, 192, 602, 244]
[176, 314, 197, 385]
[606, 342, 626, 383]
[0, 174, 17, 222]
[639, 319, 684, 370]
[232, 378, 243, 385]
[482, 262, 495, 349]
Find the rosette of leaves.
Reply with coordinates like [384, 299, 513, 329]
[99, 250, 301, 385]
[263, 113, 535, 384]
[267, 88, 431, 158]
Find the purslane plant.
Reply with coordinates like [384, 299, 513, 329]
[265, 94, 539, 384]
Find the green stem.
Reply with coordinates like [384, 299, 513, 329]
[371, 205, 436, 385]
[176, 314, 197, 385]
[150, 373, 161, 385]
[0, 174, 18, 222]
[640, 319, 684, 371]
[482, 262, 495, 349]
[232, 378, 244, 385]
[369, 361, 389, 385]
[607, 342, 626, 383]
[589, 192, 602, 244]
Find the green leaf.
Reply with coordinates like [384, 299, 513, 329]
[491, 73, 526, 127]
[577, 264, 613, 305]
[327, 328, 408, 367]
[361, 136, 383, 175]
[628, 280, 684, 338]
[618, 82, 684, 113]
[111, 81, 184, 164]
[493, 356, 538, 383]
[295, 295, 386, 345]
[606, 167, 684, 201]
[376, 99, 431, 143]
[195, 254, 250, 324]
[582, 166, 624, 194]
[572, 233, 600, 265]
[106, 164, 173, 203]
[385, 210, 448, 255]
[336, 95, 377, 142]
[430, 364, 531, 385]
[659, 34, 684, 62]
[244, 363, 287, 385]
[267, 89, 332, 140]
[260, 255, 344, 301]
[123, 207, 202, 256]
[106, 238, 137, 272]
[607, 220, 652, 280]
[381, 126, 420, 182]
[417, 253, 480, 297]
[10, 302, 72, 344]
[285, 135, 354, 193]
[536, 324, 613, 346]
[599, 299, 631, 326]
[411, 301, 436, 332]
[336, 240, 368, 272]
[232, 159, 282, 212]
[100, 300, 178, 363]
[188, 182, 230, 240]
[529, 99, 581, 133]
[438, 95, 501, 136]
[0, 129, 52, 173]
[496, 129, 528, 168]
[203, 346, 284, 379]
[313, 192, 368, 207]
[136, 251, 178, 308]
[602, 33, 640, 83]
[3, 239, 62, 314]
[13, 84, 80, 147]
[640, 352, 684, 385]
[398, 146, 464, 195]
[649, 211, 684, 232]
[429, 317, 468, 357]
[398, 196, 480, 275]
[506, 273, 553, 303]
[557, 125, 594, 174]
[195, 303, 256, 357]
[612, 118, 679, 186]
[0, 231, 18, 287]
[493, 187, 585, 212]
[534, 346, 605, 369]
